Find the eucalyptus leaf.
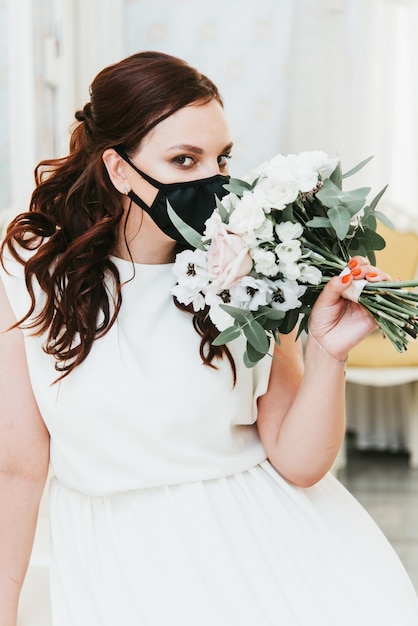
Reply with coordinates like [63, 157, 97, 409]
[215, 196, 229, 222]
[223, 177, 252, 196]
[369, 184, 388, 211]
[340, 187, 370, 215]
[243, 342, 266, 367]
[328, 206, 352, 240]
[167, 202, 205, 250]
[281, 204, 294, 222]
[242, 317, 270, 354]
[353, 228, 386, 251]
[375, 210, 395, 230]
[305, 216, 332, 229]
[315, 179, 343, 209]
[278, 308, 300, 334]
[212, 325, 241, 346]
[256, 305, 286, 320]
[329, 161, 342, 189]
[220, 304, 253, 324]
[342, 156, 373, 179]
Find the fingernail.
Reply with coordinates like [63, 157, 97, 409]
[366, 272, 378, 278]
[351, 268, 361, 276]
[348, 259, 358, 269]
[341, 274, 351, 284]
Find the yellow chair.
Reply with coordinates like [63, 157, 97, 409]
[345, 223, 418, 467]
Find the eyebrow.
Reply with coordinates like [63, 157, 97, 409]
[166, 142, 234, 155]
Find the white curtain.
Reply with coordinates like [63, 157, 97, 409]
[124, 0, 418, 231]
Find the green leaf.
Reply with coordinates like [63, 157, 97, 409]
[242, 317, 270, 354]
[315, 179, 343, 209]
[212, 325, 241, 346]
[243, 342, 266, 368]
[223, 177, 252, 196]
[358, 228, 386, 251]
[369, 184, 388, 211]
[167, 201, 205, 250]
[256, 305, 286, 320]
[329, 161, 342, 189]
[278, 308, 300, 334]
[342, 156, 373, 179]
[375, 210, 395, 230]
[215, 196, 229, 222]
[340, 187, 370, 215]
[219, 304, 253, 324]
[305, 216, 332, 229]
[281, 203, 295, 221]
[328, 206, 352, 239]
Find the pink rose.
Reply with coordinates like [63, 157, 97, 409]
[207, 224, 253, 290]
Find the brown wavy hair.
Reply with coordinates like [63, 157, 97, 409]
[1, 50, 236, 381]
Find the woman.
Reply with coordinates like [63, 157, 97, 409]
[0, 51, 417, 626]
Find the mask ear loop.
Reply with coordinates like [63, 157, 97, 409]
[114, 146, 162, 189]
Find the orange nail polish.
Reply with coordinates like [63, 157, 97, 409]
[366, 272, 378, 278]
[351, 268, 361, 276]
[348, 259, 358, 269]
[341, 274, 351, 284]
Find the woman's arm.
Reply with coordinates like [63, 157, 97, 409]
[0, 276, 50, 626]
[257, 260, 385, 488]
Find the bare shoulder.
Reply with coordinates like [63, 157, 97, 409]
[0, 275, 49, 474]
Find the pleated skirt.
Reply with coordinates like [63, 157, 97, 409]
[48, 461, 418, 625]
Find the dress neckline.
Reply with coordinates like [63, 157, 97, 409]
[109, 254, 174, 269]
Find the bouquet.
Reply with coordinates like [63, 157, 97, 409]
[169, 151, 418, 367]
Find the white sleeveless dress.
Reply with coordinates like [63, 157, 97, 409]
[1, 248, 418, 626]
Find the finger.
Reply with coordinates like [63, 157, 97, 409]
[348, 258, 391, 281]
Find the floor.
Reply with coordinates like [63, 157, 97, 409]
[338, 434, 418, 592]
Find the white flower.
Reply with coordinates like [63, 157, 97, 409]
[204, 210, 223, 240]
[251, 247, 279, 276]
[277, 261, 301, 280]
[242, 218, 274, 249]
[275, 221, 304, 242]
[275, 239, 303, 263]
[172, 249, 210, 291]
[298, 150, 340, 181]
[205, 289, 236, 331]
[227, 190, 266, 235]
[252, 175, 299, 211]
[171, 284, 206, 311]
[254, 218, 274, 242]
[267, 279, 307, 312]
[230, 276, 271, 311]
[298, 263, 322, 285]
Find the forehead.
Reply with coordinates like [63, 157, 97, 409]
[141, 99, 231, 152]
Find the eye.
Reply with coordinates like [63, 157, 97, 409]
[218, 154, 231, 169]
[172, 155, 195, 167]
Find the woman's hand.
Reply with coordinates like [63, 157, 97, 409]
[308, 256, 391, 362]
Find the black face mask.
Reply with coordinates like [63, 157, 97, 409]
[114, 147, 230, 246]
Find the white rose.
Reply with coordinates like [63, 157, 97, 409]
[204, 210, 223, 239]
[251, 247, 279, 277]
[227, 190, 266, 235]
[298, 263, 322, 285]
[255, 218, 274, 242]
[275, 221, 304, 242]
[277, 261, 301, 280]
[298, 150, 340, 181]
[253, 175, 299, 211]
[275, 240, 303, 263]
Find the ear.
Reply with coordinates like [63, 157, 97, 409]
[102, 149, 131, 194]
